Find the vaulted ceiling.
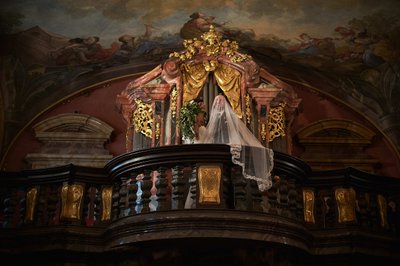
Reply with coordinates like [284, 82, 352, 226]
[1, 0, 399, 174]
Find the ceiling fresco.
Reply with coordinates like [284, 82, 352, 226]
[1, 0, 400, 158]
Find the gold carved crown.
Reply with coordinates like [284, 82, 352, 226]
[170, 25, 251, 63]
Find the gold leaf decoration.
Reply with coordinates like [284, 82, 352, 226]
[170, 25, 251, 63]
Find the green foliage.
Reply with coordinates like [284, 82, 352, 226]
[179, 100, 202, 142]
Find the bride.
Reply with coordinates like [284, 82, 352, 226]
[197, 94, 274, 192]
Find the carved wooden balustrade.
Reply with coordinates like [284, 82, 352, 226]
[0, 144, 399, 264]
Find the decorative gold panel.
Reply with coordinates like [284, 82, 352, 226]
[25, 187, 38, 223]
[377, 194, 388, 228]
[268, 102, 286, 142]
[60, 183, 84, 220]
[303, 188, 315, 224]
[198, 165, 222, 205]
[132, 98, 153, 138]
[335, 187, 356, 223]
[101, 186, 113, 222]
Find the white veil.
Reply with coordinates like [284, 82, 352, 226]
[199, 95, 274, 191]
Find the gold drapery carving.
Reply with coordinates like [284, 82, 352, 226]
[198, 165, 221, 204]
[25, 187, 38, 223]
[181, 63, 208, 103]
[60, 183, 84, 220]
[335, 187, 357, 223]
[214, 64, 242, 118]
[101, 186, 113, 222]
[303, 188, 315, 224]
[181, 62, 242, 119]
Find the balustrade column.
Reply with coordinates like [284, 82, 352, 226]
[140, 169, 153, 213]
[250, 180, 263, 211]
[111, 183, 120, 220]
[188, 165, 197, 209]
[171, 165, 186, 209]
[279, 179, 289, 217]
[287, 179, 298, 220]
[119, 177, 128, 218]
[156, 166, 169, 211]
[268, 180, 279, 214]
[232, 166, 247, 211]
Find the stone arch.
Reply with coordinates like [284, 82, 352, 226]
[295, 119, 378, 172]
[26, 113, 113, 169]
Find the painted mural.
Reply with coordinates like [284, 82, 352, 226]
[1, 0, 400, 157]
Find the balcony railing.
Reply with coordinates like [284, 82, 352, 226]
[0, 144, 399, 263]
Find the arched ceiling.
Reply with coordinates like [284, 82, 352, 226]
[1, 0, 399, 168]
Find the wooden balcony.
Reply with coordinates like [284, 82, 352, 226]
[0, 144, 399, 265]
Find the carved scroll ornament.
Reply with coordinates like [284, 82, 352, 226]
[170, 25, 251, 63]
[132, 98, 153, 138]
[268, 102, 286, 142]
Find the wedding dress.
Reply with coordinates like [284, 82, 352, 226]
[199, 95, 274, 191]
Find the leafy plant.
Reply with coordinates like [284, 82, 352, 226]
[179, 100, 203, 142]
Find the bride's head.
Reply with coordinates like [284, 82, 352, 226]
[212, 95, 226, 111]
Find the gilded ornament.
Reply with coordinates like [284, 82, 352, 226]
[25, 187, 38, 223]
[268, 102, 286, 142]
[303, 189, 315, 224]
[245, 93, 251, 124]
[261, 123, 267, 141]
[60, 183, 84, 220]
[170, 87, 178, 118]
[181, 63, 209, 103]
[155, 122, 161, 140]
[101, 186, 113, 222]
[198, 165, 222, 204]
[170, 25, 251, 63]
[335, 188, 356, 223]
[132, 98, 153, 138]
[377, 194, 388, 228]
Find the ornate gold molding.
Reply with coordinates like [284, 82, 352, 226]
[268, 102, 286, 142]
[132, 98, 153, 138]
[198, 165, 222, 205]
